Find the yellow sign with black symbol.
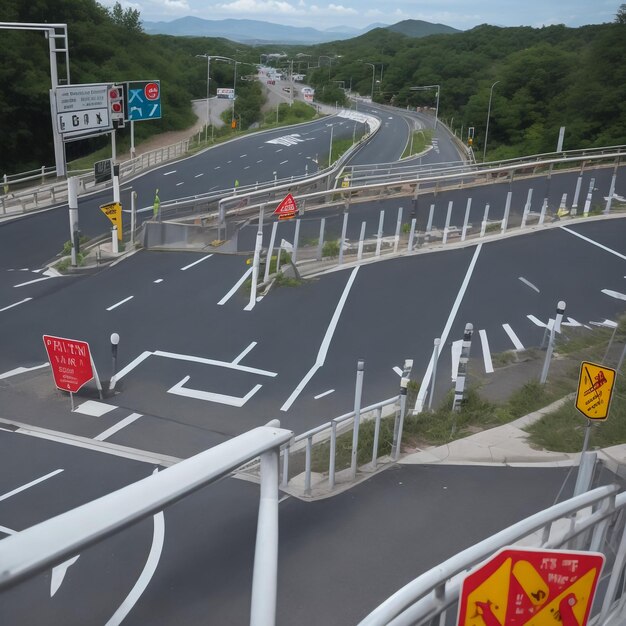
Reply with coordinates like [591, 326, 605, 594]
[100, 202, 122, 241]
[575, 361, 616, 420]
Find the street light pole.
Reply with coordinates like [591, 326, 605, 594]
[195, 54, 234, 143]
[361, 62, 375, 101]
[483, 80, 500, 163]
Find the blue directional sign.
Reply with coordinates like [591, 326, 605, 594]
[125, 80, 161, 122]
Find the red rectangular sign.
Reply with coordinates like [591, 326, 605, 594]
[42, 335, 94, 393]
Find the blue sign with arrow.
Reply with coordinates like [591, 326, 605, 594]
[126, 80, 161, 122]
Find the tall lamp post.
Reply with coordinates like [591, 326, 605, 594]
[361, 62, 376, 101]
[409, 84, 440, 129]
[483, 80, 500, 162]
[195, 54, 233, 143]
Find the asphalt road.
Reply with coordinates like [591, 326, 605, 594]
[0, 427, 604, 625]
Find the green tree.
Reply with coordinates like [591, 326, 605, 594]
[616, 4, 626, 23]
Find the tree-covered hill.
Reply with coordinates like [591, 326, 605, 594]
[304, 17, 626, 159]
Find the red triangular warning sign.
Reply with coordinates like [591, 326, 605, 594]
[274, 193, 298, 219]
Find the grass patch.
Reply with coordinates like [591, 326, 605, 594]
[322, 239, 340, 258]
[402, 129, 433, 158]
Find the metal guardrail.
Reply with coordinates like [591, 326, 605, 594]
[0, 421, 292, 626]
[361, 485, 626, 625]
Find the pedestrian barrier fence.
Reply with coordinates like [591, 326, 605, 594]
[361, 484, 626, 625]
[0, 421, 292, 626]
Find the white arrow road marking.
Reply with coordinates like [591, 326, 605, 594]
[562, 317, 584, 327]
[602, 289, 626, 301]
[168, 376, 263, 407]
[527, 314, 548, 328]
[106, 472, 165, 626]
[51, 555, 80, 597]
[392, 366, 403, 376]
[589, 319, 617, 328]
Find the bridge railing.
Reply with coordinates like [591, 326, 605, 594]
[0, 421, 292, 626]
[360, 484, 626, 625]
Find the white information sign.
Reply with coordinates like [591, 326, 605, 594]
[217, 88, 235, 100]
[54, 84, 112, 136]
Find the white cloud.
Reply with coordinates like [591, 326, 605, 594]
[214, 0, 298, 14]
[164, 0, 190, 8]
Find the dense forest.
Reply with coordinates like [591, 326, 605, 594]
[1, 1, 625, 173]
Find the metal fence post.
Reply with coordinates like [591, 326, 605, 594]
[304, 436, 312, 495]
[316, 217, 325, 261]
[357, 221, 366, 261]
[350, 360, 365, 480]
[461, 198, 472, 241]
[479, 203, 490, 237]
[538, 198, 548, 225]
[375, 210, 384, 256]
[443, 201, 453, 244]
[521, 188, 533, 228]
[583, 178, 595, 216]
[392, 372, 410, 461]
[329, 421, 337, 490]
[425, 204, 435, 240]
[338, 210, 349, 264]
[264, 221, 278, 284]
[605, 165, 618, 214]
[371, 407, 382, 468]
[452, 324, 474, 412]
[571, 176, 582, 215]
[540, 300, 566, 384]
[428, 338, 441, 411]
[501, 191, 512, 234]
[394, 206, 403, 253]
[292, 218, 301, 264]
[408, 218, 416, 251]
[281, 443, 289, 489]
[250, 447, 279, 626]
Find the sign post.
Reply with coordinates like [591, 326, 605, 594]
[457, 547, 604, 626]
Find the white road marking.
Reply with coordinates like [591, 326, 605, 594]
[218, 266, 253, 305]
[168, 376, 262, 407]
[194, 173, 204, 178]
[518, 277, 540, 293]
[502, 323, 525, 350]
[106, 295, 134, 311]
[51, 555, 80, 597]
[527, 315, 548, 328]
[95, 413, 142, 441]
[392, 366, 403, 376]
[561, 226, 626, 260]
[0, 525, 16, 535]
[0, 469, 64, 503]
[589, 319, 617, 328]
[163, 170, 176, 176]
[275, 148, 283, 152]
[0, 298, 32, 312]
[562, 317, 583, 327]
[13, 276, 56, 288]
[244, 165, 250, 169]
[240, 154, 247, 158]
[214, 166, 221, 170]
[414, 244, 483, 412]
[257, 159, 263, 163]
[176, 182, 184, 186]
[602, 289, 626, 301]
[479, 329, 494, 373]
[74, 400, 117, 417]
[180, 254, 213, 271]
[314, 389, 335, 400]
[281, 266, 360, 411]
[232, 341, 257, 365]
[0, 363, 49, 380]
[105, 502, 165, 626]
[114, 351, 153, 382]
[154, 350, 277, 377]
[154, 278, 163, 283]
[227, 160, 232, 164]
[280, 160, 288, 165]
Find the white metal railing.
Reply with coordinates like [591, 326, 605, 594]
[281, 396, 397, 495]
[0, 421, 292, 626]
[361, 485, 626, 625]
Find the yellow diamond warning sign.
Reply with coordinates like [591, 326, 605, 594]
[575, 361, 616, 421]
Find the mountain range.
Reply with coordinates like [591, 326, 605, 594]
[141, 17, 460, 44]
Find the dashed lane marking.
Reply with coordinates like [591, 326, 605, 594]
[180, 254, 213, 271]
[0, 298, 32, 312]
[518, 276, 540, 293]
[106, 295, 134, 311]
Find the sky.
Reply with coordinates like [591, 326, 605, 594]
[99, 0, 620, 30]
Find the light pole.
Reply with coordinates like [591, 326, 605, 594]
[195, 54, 233, 143]
[361, 62, 375, 101]
[319, 55, 333, 79]
[410, 84, 440, 129]
[483, 80, 500, 162]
